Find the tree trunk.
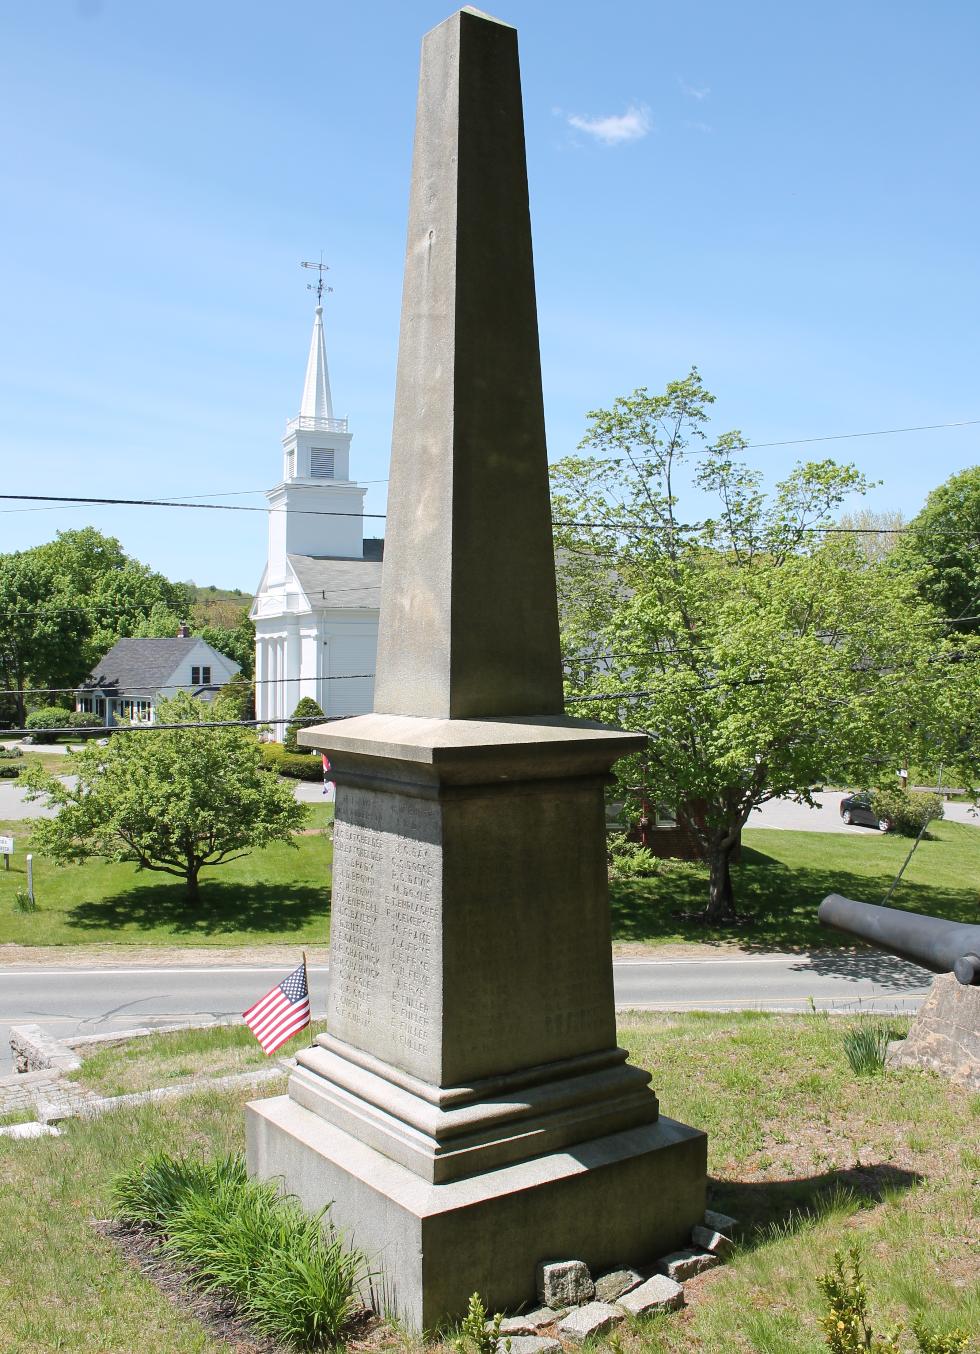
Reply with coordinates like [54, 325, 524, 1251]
[184, 864, 200, 901]
[705, 838, 737, 923]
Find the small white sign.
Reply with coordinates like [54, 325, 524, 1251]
[0, 837, 13, 855]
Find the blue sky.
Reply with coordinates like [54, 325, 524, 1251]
[1, 0, 978, 590]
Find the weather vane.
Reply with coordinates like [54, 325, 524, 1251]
[301, 255, 333, 306]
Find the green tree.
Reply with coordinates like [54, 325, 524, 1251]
[897, 466, 980, 634]
[22, 692, 304, 899]
[211, 671, 256, 722]
[199, 609, 256, 678]
[284, 696, 325, 753]
[0, 550, 90, 724]
[552, 370, 968, 923]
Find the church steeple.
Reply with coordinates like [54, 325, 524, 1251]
[299, 306, 335, 422]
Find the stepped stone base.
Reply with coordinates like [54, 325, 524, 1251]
[246, 1094, 706, 1331]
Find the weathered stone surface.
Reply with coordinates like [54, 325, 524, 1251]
[703, 1208, 738, 1233]
[657, 1249, 720, 1280]
[494, 1309, 562, 1335]
[9, 1024, 82, 1074]
[594, 1268, 644, 1302]
[616, 1274, 685, 1316]
[691, 1224, 733, 1257]
[496, 1337, 560, 1354]
[886, 973, 980, 1091]
[536, 1260, 594, 1307]
[247, 3, 708, 1331]
[557, 1302, 625, 1343]
[0, 1121, 60, 1140]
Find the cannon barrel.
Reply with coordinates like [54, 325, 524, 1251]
[818, 894, 980, 985]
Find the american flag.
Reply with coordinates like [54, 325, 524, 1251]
[243, 961, 311, 1054]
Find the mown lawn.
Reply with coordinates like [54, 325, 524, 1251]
[0, 806, 334, 947]
[612, 821, 980, 950]
[0, 812, 975, 952]
[0, 1012, 975, 1352]
[72, 1020, 327, 1097]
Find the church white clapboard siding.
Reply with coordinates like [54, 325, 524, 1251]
[250, 301, 382, 734]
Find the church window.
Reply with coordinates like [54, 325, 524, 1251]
[310, 448, 335, 478]
[286, 449, 295, 477]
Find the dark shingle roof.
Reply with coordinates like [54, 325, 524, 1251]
[80, 637, 227, 694]
[288, 554, 382, 609]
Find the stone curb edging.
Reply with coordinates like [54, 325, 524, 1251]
[2, 1020, 295, 1139]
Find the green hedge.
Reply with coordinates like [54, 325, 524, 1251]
[0, 765, 19, 779]
[260, 742, 325, 781]
[0, 747, 23, 761]
[870, 788, 945, 837]
[24, 708, 104, 743]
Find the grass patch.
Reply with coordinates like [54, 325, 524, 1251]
[0, 1107, 36, 1127]
[0, 815, 333, 946]
[611, 821, 980, 949]
[111, 1151, 368, 1348]
[73, 1020, 328, 1097]
[0, 1013, 976, 1351]
[842, 1021, 894, 1075]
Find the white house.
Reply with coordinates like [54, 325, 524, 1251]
[75, 632, 241, 725]
[250, 301, 382, 734]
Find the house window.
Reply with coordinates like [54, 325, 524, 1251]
[202, 666, 211, 684]
[310, 448, 335, 478]
[96, 699, 105, 718]
[79, 697, 93, 713]
[191, 666, 200, 684]
[655, 806, 678, 828]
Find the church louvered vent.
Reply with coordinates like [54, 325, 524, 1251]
[310, 448, 335, 478]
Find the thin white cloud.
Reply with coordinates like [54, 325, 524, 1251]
[678, 77, 710, 101]
[566, 102, 652, 146]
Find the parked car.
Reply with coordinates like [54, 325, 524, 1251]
[839, 791, 892, 831]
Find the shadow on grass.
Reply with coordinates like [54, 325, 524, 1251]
[65, 880, 331, 936]
[709, 1162, 924, 1250]
[611, 848, 978, 952]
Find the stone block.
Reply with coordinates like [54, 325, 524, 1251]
[594, 1268, 644, 1302]
[0, 1122, 60, 1140]
[495, 1309, 562, 1335]
[8, 1024, 81, 1074]
[691, 1224, 733, 1257]
[657, 1249, 720, 1280]
[535, 1260, 594, 1308]
[248, 1096, 707, 1330]
[557, 1302, 625, 1343]
[498, 1338, 560, 1354]
[886, 973, 979, 1091]
[703, 1208, 738, 1233]
[616, 1274, 685, 1316]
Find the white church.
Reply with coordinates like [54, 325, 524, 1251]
[251, 302, 382, 732]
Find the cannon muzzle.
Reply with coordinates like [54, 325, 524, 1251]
[818, 894, 980, 985]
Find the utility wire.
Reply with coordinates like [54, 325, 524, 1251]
[744, 418, 980, 450]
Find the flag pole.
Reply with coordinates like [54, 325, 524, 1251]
[303, 950, 314, 1048]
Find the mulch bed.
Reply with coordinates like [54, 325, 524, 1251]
[93, 1218, 379, 1352]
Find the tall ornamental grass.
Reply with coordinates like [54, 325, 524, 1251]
[111, 1152, 368, 1349]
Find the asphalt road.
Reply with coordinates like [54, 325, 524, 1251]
[0, 952, 932, 1075]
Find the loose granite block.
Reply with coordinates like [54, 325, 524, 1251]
[691, 1224, 733, 1257]
[594, 1268, 644, 1302]
[498, 1338, 560, 1354]
[558, 1303, 625, 1343]
[495, 1309, 562, 1335]
[704, 1209, 738, 1233]
[536, 1260, 594, 1308]
[617, 1274, 685, 1316]
[657, 1249, 720, 1281]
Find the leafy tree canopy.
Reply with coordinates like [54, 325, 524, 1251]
[552, 370, 977, 922]
[22, 692, 305, 898]
[896, 466, 980, 634]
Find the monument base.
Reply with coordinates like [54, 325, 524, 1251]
[246, 1094, 707, 1332]
[886, 973, 980, 1091]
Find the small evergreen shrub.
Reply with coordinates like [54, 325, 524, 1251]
[0, 765, 19, 779]
[283, 697, 325, 754]
[842, 1021, 893, 1075]
[24, 706, 75, 743]
[817, 1246, 969, 1353]
[870, 789, 944, 837]
[260, 742, 325, 781]
[0, 747, 23, 760]
[112, 1152, 368, 1349]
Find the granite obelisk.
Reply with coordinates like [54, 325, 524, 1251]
[246, 9, 706, 1328]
